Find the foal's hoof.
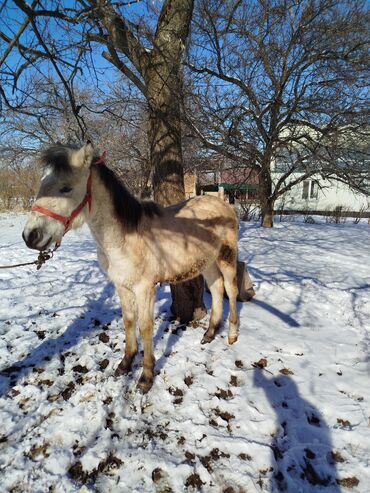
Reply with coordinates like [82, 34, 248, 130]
[137, 373, 153, 394]
[228, 334, 238, 345]
[201, 333, 215, 344]
[114, 358, 132, 377]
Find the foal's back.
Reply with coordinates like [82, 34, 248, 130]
[140, 195, 238, 284]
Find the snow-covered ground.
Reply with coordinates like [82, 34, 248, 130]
[0, 213, 369, 493]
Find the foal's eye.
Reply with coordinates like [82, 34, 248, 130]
[60, 186, 72, 194]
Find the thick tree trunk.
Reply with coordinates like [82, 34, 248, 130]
[259, 165, 274, 228]
[261, 200, 274, 228]
[144, 0, 206, 323]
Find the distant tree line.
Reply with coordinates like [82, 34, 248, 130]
[1, 0, 369, 229]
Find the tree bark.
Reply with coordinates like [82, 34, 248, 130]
[145, 0, 206, 322]
[259, 165, 274, 228]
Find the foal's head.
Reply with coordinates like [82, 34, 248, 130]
[23, 143, 94, 250]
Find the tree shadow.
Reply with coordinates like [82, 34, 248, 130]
[251, 299, 300, 328]
[0, 282, 117, 398]
[253, 368, 340, 492]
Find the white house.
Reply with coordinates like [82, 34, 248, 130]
[273, 173, 370, 212]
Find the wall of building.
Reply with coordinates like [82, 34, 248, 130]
[273, 173, 369, 211]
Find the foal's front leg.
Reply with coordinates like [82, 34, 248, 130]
[135, 283, 156, 393]
[115, 285, 138, 376]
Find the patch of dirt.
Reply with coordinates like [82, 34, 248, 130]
[168, 387, 183, 404]
[177, 436, 186, 446]
[215, 388, 233, 400]
[235, 360, 243, 368]
[144, 425, 168, 442]
[253, 358, 268, 369]
[259, 467, 274, 474]
[212, 407, 235, 432]
[238, 453, 252, 461]
[185, 451, 195, 461]
[184, 375, 193, 387]
[305, 448, 316, 460]
[27, 442, 50, 459]
[152, 467, 173, 493]
[213, 408, 234, 422]
[331, 451, 345, 463]
[336, 477, 359, 488]
[99, 359, 109, 370]
[229, 375, 238, 387]
[72, 442, 86, 458]
[223, 487, 246, 493]
[279, 368, 294, 375]
[306, 413, 321, 426]
[185, 473, 204, 489]
[105, 412, 115, 431]
[39, 379, 54, 386]
[72, 365, 89, 374]
[336, 418, 351, 428]
[34, 330, 46, 340]
[68, 453, 123, 484]
[302, 459, 331, 486]
[199, 448, 230, 472]
[99, 332, 110, 344]
[61, 382, 75, 401]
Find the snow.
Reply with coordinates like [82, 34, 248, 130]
[0, 212, 370, 493]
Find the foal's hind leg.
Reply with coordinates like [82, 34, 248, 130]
[202, 263, 224, 344]
[217, 247, 239, 344]
[115, 286, 138, 376]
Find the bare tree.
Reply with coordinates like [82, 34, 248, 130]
[186, 0, 370, 227]
[1, 0, 206, 321]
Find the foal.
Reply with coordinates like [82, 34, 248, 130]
[23, 143, 239, 392]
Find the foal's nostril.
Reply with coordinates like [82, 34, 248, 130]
[24, 228, 41, 248]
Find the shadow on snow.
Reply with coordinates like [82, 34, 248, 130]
[253, 368, 340, 493]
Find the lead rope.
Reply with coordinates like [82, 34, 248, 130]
[0, 247, 57, 271]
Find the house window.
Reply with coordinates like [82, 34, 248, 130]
[302, 180, 319, 200]
[302, 181, 309, 199]
[310, 180, 318, 199]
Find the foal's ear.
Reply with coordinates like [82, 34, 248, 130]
[71, 142, 94, 169]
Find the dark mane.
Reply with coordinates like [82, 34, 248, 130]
[95, 163, 162, 232]
[39, 144, 76, 174]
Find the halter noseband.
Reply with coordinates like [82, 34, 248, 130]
[31, 151, 107, 240]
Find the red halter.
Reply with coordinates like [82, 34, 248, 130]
[31, 151, 107, 239]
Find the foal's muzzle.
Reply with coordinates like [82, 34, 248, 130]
[22, 228, 51, 251]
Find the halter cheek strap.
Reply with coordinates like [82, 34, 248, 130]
[31, 152, 106, 242]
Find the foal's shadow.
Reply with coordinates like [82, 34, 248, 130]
[0, 282, 117, 397]
[253, 369, 340, 492]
